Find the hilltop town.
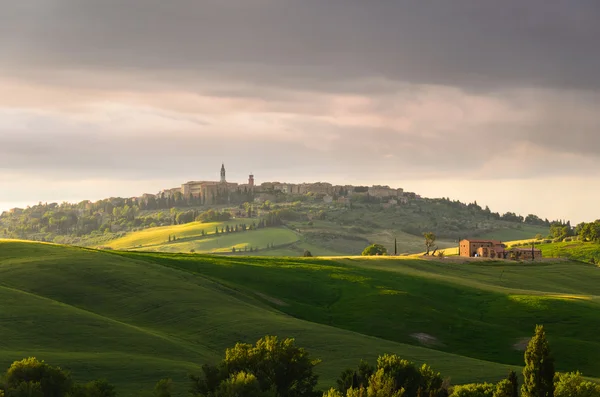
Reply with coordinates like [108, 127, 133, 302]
[145, 163, 414, 208]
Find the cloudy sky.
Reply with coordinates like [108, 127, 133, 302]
[1, 1, 599, 223]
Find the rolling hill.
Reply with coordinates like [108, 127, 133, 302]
[2, 195, 551, 256]
[101, 220, 302, 254]
[2, 240, 599, 394]
[94, 215, 549, 257]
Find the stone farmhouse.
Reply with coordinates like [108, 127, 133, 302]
[459, 239, 542, 260]
[459, 239, 507, 258]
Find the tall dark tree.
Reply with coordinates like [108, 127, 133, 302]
[508, 370, 519, 397]
[522, 325, 555, 397]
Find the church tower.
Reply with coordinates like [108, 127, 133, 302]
[220, 163, 226, 183]
[249, 173, 254, 187]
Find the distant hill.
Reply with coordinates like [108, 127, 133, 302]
[0, 195, 554, 255]
[2, 240, 600, 394]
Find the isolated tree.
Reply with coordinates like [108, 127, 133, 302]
[153, 378, 174, 397]
[3, 357, 73, 397]
[82, 379, 117, 397]
[190, 336, 319, 397]
[507, 370, 519, 397]
[394, 238, 397, 256]
[303, 250, 313, 257]
[424, 232, 436, 255]
[362, 244, 387, 256]
[522, 325, 555, 397]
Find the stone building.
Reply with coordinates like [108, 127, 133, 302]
[459, 239, 506, 258]
[181, 164, 240, 205]
[368, 185, 403, 198]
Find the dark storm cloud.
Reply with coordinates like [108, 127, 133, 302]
[1, 0, 600, 92]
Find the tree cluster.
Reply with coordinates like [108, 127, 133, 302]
[196, 210, 232, 223]
[574, 220, 600, 243]
[1, 327, 598, 397]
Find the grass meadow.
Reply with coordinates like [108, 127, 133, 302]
[2, 240, 599, 394]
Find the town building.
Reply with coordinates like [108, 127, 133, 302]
[368, 185, 404, 198]
[181, 164, 240, 205]
[138, 163, 406, 207]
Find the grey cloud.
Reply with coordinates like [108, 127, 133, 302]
[1, 0, 600, 92]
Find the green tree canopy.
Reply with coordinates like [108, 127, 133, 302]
[423, 232, 436, 255]
[450, 383, 495, 397]
[362, 244, 388, 256]
[3, 357, 72, 397]
[554, 372, 600, 397]
[190, 336, 320, 397]
[335, 354, 446, 397]
[522, 325, 555, 397]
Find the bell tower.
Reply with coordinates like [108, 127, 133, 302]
[249, 173, 254, 187]
[220, 163, 226, 183]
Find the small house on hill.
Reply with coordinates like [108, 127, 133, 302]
[459, 239, 506, 258]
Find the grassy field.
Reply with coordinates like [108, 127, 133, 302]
[476, 224, 549, 242]
[0, 240, 521, 395]
[534, 240, 600, 263]
[2, 240, 598, 394]
[95, 207, 549, 257]
[141, 227, 300, 253]
[99, 220, 251, 250]
[97, 220, 304, 254]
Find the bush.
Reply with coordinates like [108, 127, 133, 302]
[362, 244, 388, 256]
[303, 250, 313, 257]
[450, 383, 495, 397]
[554, 372, 600, 397]
[190, 336, 319, 397]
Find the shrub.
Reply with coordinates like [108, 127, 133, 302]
[362, 244, 388, 256]
[450, 383, 495, 397]
[554, 372, 600, 397]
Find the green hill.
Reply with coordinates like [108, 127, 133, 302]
[535, 240, 600, 263]
[2, 240, 599, 394]
[101, 220, 301, 254]
[2, 196, 552, 256]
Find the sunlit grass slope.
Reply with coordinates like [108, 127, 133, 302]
[126, 251, 600, 378]
[100, 220, 245, 250]
[141, 227, 300, 253]
[99, 220, 302, 254]
[535, 240, 600, 262]
[474, 224, 549, 242]
[0, 241, 518, 396]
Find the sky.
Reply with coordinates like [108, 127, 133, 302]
[1, 0, 599, 223]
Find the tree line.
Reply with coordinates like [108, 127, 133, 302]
[1, 326, 598, 397]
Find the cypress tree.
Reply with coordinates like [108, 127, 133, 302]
[508, 370, 519, 397]
[522, 325, 554, 397]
